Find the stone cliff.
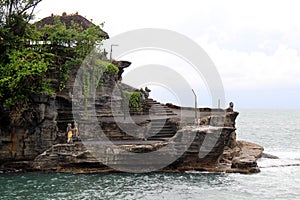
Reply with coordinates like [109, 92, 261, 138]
[0, 14, 264, 173]
[0, 56, 264, 173]
[0, 57, 129, 167]
[30, 105, 263, 174]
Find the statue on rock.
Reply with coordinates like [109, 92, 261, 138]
[144, 87, 151, 99]
[227, 102, 234, 112]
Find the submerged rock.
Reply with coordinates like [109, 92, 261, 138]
[261, 153, 279, 159]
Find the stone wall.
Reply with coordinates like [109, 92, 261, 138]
[0, 59, 130, 164]
[0, 95, 58, 163]
[0, 57, 257, 173]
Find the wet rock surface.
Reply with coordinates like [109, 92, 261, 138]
[0, 14, 268, 174]
[0, 76, 265, 174]
[0, 90, 266, 174]
[30, 124, 264, 174]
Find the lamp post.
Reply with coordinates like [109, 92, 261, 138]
[192, 89, 198, 125]
[110, 44, 119, 62]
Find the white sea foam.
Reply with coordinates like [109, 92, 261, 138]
[258, 151, 300, 168]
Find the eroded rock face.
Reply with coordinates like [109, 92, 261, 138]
[165, 126, 236, 170]
[0, 60, 121, 164]
[31, 125, 263, 174]
[0, 95, 58, 163]
[32, 126, 234, 172]
[0, 91, 264, 174]
[199, 110, 239, 128]
[1, 92, 264, 174]
[0, 56, 264, 174]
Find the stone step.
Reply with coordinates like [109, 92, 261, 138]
[146, 137, 172, 141]
[148, 133, 175, 138]
[149, 112, 174, 115]
[148, 135, 175, 139]
[147, 103, 161, 106]
[149, 127, 174, 132]
[145, 98, 175, 116]
[150, 113, 177, 116]
[150, 121, 172, 125]
[96, 109, 123, 113]
[150, 122, 172, 126]
[149, 130, 175, 134]
[149, 126, 173, 129]
[148, 130, 174, 134]
[149, 127, 172, 131]
[148, 126, 176, 140]
[149, 106, 172, 109]
[148, 105, 167, 108]
[149, 109, 172, 112]
[149, 135, 175, 139]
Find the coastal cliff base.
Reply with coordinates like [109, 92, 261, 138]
[0, 140, 264, 174]
[29, 127, 264, 174]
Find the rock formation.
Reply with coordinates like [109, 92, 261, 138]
[0, 14, 265, 174]
[30, 105, 263, 174]
[0, 66, 264, 173]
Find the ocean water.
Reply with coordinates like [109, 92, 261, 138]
[0, 110, 299, 200]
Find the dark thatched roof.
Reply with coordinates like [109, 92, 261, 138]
[35, 12, 109, 39]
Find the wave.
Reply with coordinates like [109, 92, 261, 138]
[258, 151, 300, 168]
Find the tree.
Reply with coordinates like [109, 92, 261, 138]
[36, 16, 108, 91]
[0, 2, 118, 124]
[0, 0, 44, 124]
[0, 0, 43, 62]
[0, 0, 42, 23]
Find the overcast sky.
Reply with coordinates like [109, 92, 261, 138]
[35, 0, 300, 109]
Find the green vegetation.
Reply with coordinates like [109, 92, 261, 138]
[123, 91, 143, 112]
[0, 0, 111, 123]
[39, 17, 106, 91]
[81, 58, 118, 118]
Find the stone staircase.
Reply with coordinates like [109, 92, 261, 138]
[95, 95, 124, 117]
[146, 98, 176, 116]
[55, 91, 178, 142]
[146, 119, 177, 141]
[143, 98, 177, 141]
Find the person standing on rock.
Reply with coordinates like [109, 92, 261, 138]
[66, 123, 73, 143]
[74, 122, 79, 138]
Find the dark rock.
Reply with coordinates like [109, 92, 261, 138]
[112, 60, 131, 80]
[231, 157, 258, 169]
[31, 125, 262, 174]
[261, 153, 279, 159]
[0, 27, 263, 174]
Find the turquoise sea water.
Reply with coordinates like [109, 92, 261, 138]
[0, 110, 300, 199]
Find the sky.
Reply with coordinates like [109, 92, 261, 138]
[34, 0, 300, 109]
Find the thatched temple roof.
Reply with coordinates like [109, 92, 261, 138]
[35, 12, 109, 39]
